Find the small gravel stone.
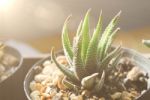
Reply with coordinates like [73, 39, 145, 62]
[34, 74, 50, 82]
[52, 70, 64, 87]
[81, 90, 91, 97]
[49, 88, 57, 97]
[77, 95, 83, 100]
[63, 97, 69, 100]
[45, 86, 51, 94]
[121, 91, 132, 100]
[43, 60, 51, 67]
[30, 81, 43, 92]
[30, 91, 40, 100]
[42, 66, 53, 75]
[30, 81, 37, 91]
[126, 67, 144, 81]
[56, 56, 68, 65]
[118, 57, 135, 70]
[70, 94, 83, 100]
[62, 91, 68, 97]
[0, 65, 5, 74]
[52, 93, 63, 100]
[111, 92, 122, 99]
[40, 86, 47, 93]
[70, 93, 76, 99]
[99, 97, 105, 100]
[41, 77, 52, 85]
[2, 54, 19, 67]
[42, 93, 50, 98]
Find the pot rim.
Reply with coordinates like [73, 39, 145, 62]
[24, 56, 50, 100]
[24, 47, 150, 100]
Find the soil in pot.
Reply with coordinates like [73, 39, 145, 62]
[27, 54, 149, 100]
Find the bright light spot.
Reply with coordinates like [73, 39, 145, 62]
[0, 0, 12, 10]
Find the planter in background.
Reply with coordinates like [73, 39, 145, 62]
[0, 45, 23, 100]
[24, 48, 150, 100]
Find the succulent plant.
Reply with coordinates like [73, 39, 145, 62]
[143, 40, 150, 48]
[51, 10, 122, 94]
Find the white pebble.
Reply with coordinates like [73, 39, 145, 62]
[42, 66, 53, 75]
[34, 74, 49, 82]
[43, 60, 51, 67]
[30, 91, 40, 100]
[42, 93, 50, 97]
[45, 87, 51, 94]
[30, 81, 37, 91]
[41, 76, 52, 85]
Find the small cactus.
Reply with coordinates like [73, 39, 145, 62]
[51, 10, 122, 93]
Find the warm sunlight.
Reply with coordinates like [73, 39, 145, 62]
[0, 0, 12, 10]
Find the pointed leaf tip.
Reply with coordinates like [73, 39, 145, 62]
[62, 15, 74, 64]
[51, 47, 55, 56]
[117, 11, 122, 16]
[113, 11, 121, 23]
[87, 8, 91, 14]
[117, 27, 120, 30]
[64, 15, 72, 24]
[81, 9, 91, 63]
[94, 71, 105, 93]
[76, 20, 83, 36]
[112, 27, 120, 35]
[99, 10, 102, 16]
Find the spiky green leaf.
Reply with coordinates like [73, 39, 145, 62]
[94, 71, 105, 93]
[73, 34, 87, 80]
[72, 21, 82, 53]
[111, 51, 122, 68]
[76, 20, 83, 36]
[104, 28, 120, 56]
[99, 45, 122, 72]
[85, 11, 102, 74]
[51, 48, 79, 83]
[98, 11, 121, 61]
[81, 9, 91, 63]
[62, 16, 73, 65]
[62, 77, 79, 92]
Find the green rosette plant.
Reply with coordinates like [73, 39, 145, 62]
[50, 9, 122, 94]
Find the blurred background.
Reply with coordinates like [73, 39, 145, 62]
[0, 0, 150, 54]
